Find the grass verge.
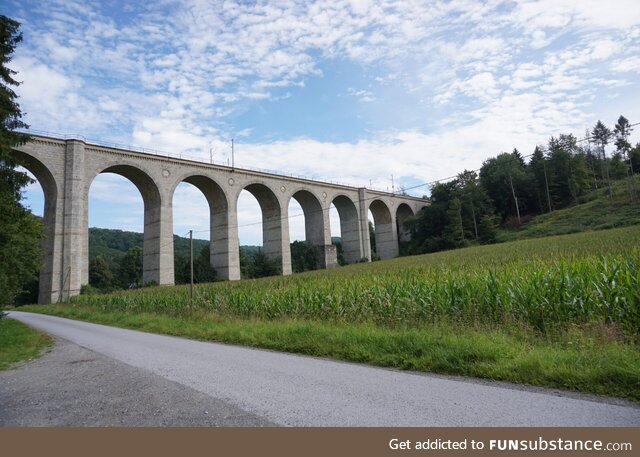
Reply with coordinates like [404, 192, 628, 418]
[20, 304, 640, 401]
[0, 315, 52, 370]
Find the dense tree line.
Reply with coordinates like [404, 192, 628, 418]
[84, 238, 329, 293]
[403, 116, 639, 255]
[89, 228, 209, 272]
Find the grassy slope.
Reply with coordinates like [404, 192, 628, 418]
[0, 317, 52, 370]
[498, 176, 640, 242]
[23, 226, 640, 400]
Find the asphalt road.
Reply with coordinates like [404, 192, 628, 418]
[0, 337, 272, 426]
[6, 311, 640, 426]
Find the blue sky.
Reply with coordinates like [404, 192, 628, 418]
[6, 0, 640, 245]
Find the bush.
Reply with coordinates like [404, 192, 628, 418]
[80, 284, 101, 295]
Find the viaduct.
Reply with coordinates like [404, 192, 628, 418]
[12, 134, 427, 304]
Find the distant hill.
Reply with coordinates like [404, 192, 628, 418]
[89, 228, 269, 270]
[89, 228, 209, 270]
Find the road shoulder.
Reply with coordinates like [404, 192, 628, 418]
[0, 337, 274, 426]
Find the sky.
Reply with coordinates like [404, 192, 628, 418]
[6, 0, 640, 245]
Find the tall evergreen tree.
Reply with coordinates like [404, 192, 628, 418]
[547, 136, 574, 207]
[630, 143, 640, 174]
[614, 115, 632, 159]
[528, 146, 550, 213]
[89, 256, 113, 291]
[582, 128, 600, 190]
[443, 196, 465, 247]
[614, 115, 637, 201]
[479, 151, 534, 222]
[0, 16, 41, 305]
[117, 246, 143, 288]
[568, 151, 590, 202]
[592, 120, 613, 198]
[456, 170, 493, 239]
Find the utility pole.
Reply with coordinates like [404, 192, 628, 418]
[209, 148, 213, 164]
[469, 198, 478, 240]
[542, 159, 552, 212]
[189, 230, 194, 302]
[508, 172, 521, 224]
[231, 139, 235, 171]
[458, 202, 465, 241]
[604, 145, 613, 200]
[628, 151, 637, 203]
[625, 126, 637, 202]
[585, 131, 598, 190]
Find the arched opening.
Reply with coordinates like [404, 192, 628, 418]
[369, 199, 398, 260]
[328, 203, 344, 264]
[367, 209, 376, 259]
[288, 190, 329, 272]
[10, 151, 59, 304]
[396, 203, 414, 243]
[87, 165, 162, 289]
[172, 176, 229, 283]
[331, 195, 361, 264]
[16, 167, 45, 217]
[237, 183, 285, 277]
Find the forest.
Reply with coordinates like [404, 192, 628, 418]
[400, 116, 639, 255]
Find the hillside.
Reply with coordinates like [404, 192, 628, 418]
[89, 228, 209, 270]
[497, 176, 640, 242]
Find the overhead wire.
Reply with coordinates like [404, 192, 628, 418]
[107, 121, 640, 241]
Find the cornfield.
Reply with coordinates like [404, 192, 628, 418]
[70, 226, 640, 336]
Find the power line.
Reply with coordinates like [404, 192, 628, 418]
[236, 120, 638, 231]
[97, 120, 640, 241]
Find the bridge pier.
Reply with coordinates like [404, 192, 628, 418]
[319, 203, 337, 269]
[358, 188, 373, 261]
[211, 197, 241, 281]
[277, 203, 293, 276]
[59, 140, 89, 300]
[146, 197, 174, 286]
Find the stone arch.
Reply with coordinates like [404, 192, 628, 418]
[369, 199, 398, 259]
[173, 174, 237, 280]
[239, 182, 287, 275]
[9, 149, 61, 304]
[331, 194, 361, 264]
[87, 164, 166, 286]
[289, 189, 335, 269]
[396, 203, 414, 243]
[290, 189, 325, 246]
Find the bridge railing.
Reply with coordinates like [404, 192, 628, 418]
[16, 128, 425, 198]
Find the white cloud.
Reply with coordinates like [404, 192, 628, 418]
[612, 56, 640, 74]
[172, 183, 211, 236]
[14, 0, 640, 244]
[347, 88, 376, 102]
